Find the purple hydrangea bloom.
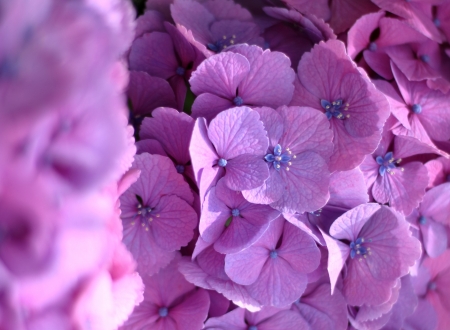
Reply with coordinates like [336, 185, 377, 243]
[200, 178, 280, 254]
[204, 306, 308, 330]
[189, 106, 269, 204]
[120, 153, 197, 275]
[170, 0, 263, 57]
[324, 204, 421, 306]
[189, 44, 296, 122]
[290, 39, 390, 172]
[242, 105, 333, 214]
[406, 183, 450, 258]
[122, 254, 210, 330]
[375, 63, 450, 147]
[281, 0, 331, 21]
[224, 217, 320, 307]
[360, 132, 435, 216]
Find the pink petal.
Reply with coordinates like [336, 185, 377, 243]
[224, 246, 269, 285]
[170, 289, 210, 330]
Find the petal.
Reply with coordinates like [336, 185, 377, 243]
[242, 167, 285, 205]
[224, 246, 268, 285]
[258, 310, 309, 330]
[189, 52, 250, 99]
[271, 150, 330, 214]
[191, 93, 234, 122]
[224, 154, 269, 191]
[140, 107, 194, 164]
[421, 220, 447, 258]
[128, 71, 177, 116]
[254, 106, 284, 148]
[150, 195, 197, 251]
[238, 50, 295, 108]
[129, 32, 178, 79]
[170, 289, 210, 330]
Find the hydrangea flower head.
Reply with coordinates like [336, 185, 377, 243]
[189, 44, 295, 121]
[243, 105, 333, 214]
[325, 203, 421, 306]
[120, 153, 197, 275]
[291, 39, 390, 172]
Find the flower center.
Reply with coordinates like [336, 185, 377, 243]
[218, 158, 227, 167]
[175, 164, 185, 174]
[434, 18, 441, 27]
[270, 250, 278, 259]
[420, 55, 430, 63]
[248, 326, 258, 330]
[369, 42, 377, 51]
[320, 99, 350, 120]
[176, 66, 186, 76]
[428, 282, 437, 291]
[231, 208, 240, 217]
[412, 104, 422, 114]
[233, 96, 244, 106]
[419, 216, 427, 225]
[264, 144, 295, 171]
[159, 307, 169, 317]
[376, 152, 403, 176]
[350, 237, 371, 259]
[207, 34, 237, 52]
[137, 204, 152, 217]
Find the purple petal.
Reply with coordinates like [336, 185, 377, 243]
[191, 93, 234, 122]
[224, 154, 269, 191]
[224, 246, 268, 285]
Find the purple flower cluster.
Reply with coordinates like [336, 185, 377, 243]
[3, 0, 450, 329]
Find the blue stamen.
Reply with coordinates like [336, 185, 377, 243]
[159, 307, 169, 317]
[434, 18, 441, 27]
[206, 34, 237, 53]
[420, 55, 430, 63]
[412, 104, 422, 114]
[264, 144, 292, 171]
[428, 282, 437, 291]
[176, 164, 185, 174]
[233, 96, 244, 106]
[248, 326, 258, 330]
[270, 250, 278, 259]
[377, 152, 401, 176]
[137, 204, 152, 216]
[350, 237, 370, 259]
[176, 66, 186, 76]
[218, 158, 227, 167]
[231, 208, 240, 217]
[419, 216, 426, 225]
[369, 42, 377, 51]
[321, 99, 348, 120]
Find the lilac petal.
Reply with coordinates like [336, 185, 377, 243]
[129, 32, 178, 79]
[242, 168, 284, 205]
[238, 50, 295, 108]
[164, 22, 199, 68]
[247, 258, 308, 307]
[279, 106, 333, 159]
[134, 10, 165, 39]
[271, 150, 330, 213]
[208, 107, 268, 159]
[420, 183, 450, 225]
[347, 11, 385, 59]
[136, 139, 167, 157]
[203, 0, 252, 20]
[140, 107, 194, 165]
[189, 117, 219, 203]
[207, 290, 230, 318]
[294, 283, 348, 330]
[363, 50, 393, 80]
[168, 75, 188, 112]
[420, 220, 447, 258]
[282, 0, 331, 20]
[189, 52, 250, 99]
[128, 71, 177, 116]
[169, 289, 210, 330]
[224, 246, 268, 285]
[224, 154, 269, 191]
[251, 216, 285, 250]
[199, 186, 231, 244]
[191, 93, 234, 122]
[425, 157, 450, 188]
[210, 20, 263, 50]
[278, 222, 321, 274]
[203, 308, 247, 329]
[328, 168, 369, 209]
[332, 0, 379, 39]
[150, 195, 197, 251]
[404, 299, 438, 330]
[226, 44, 264, 65]
[320, 229, 350, 294]
[372, 162, 428, 216]
[257, 310, 309, 330]
[170, 0, 214, 45]
[254, 106, 284, 148]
